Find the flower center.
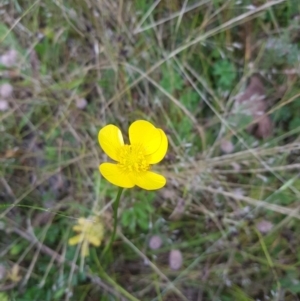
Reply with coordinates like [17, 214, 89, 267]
[80, 218, 104, 240]
[118, 144, 149, 173]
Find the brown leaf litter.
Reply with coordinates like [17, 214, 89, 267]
[235, 75, 272, 139]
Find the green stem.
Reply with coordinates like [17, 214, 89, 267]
[92, 249, 140, 301]
[101, 187, 123, 258]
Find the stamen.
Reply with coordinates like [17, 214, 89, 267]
[118, 144, 149, 173]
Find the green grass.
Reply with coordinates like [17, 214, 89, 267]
[1, 0, 300, 300]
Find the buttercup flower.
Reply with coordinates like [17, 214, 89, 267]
[7, 264, 21, 282]
[68, 217, 104, 257]
[98, 120, 168, 190]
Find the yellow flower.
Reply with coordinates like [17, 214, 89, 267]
[68, 217, 104, 257]
[98, 120, 168, 190]
[7, 264, 21, 283]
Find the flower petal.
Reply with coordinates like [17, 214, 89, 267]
[81, 240, 89, 257]
[73, 225, 84, 232]
[129, 120, 161, 155]
[133, 171, 166, 190]
[78, 218, 87, 225]
[98, 125, 124, 161]
[68, 234, 83, 246]
[99, 163, 135, 188]
[87, 235, 101, 247]
[147, 129, 168, 164]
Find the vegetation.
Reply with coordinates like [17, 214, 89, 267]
[1, 0, 300, 300]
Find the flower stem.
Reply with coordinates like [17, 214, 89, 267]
[101, 187, 123, 258]
[92, 248, 140, 301]
[111, 187, 123, 244]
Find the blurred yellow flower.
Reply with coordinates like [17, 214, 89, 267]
[68, 217, 104, 257]
[98, 120, 168, 190]
[7, 264, 21, 283]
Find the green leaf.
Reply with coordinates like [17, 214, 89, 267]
[135, 0, 152, 13]
[134, 205, 148, 220]
[10, 243, 23, 255]
[129, 218, 136, 233]
[137, 218, 149, 230]
[121, 200, 154, 233]
[97, 69, 116, 97]
[229, 285, 254, 301]
[0, 292, 9, 301]
[181, 90, 198, 111]
[160, 66, 184, 93]
[280, 273, 300, 293]
[270, 190, 294, 206]
[0, 23, 22, 52]
[213, 60, 236, 90]
[177, 116, 193, 138]
[54, 288, 65, 300]
[272, 106, 291, 122]
[121, 209, 134, 227]
[289, 117, 300, 131]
